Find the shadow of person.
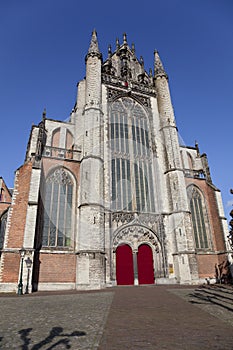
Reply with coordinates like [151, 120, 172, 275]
[18, 326, 86, 350]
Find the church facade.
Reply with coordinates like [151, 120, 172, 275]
[0, 31, 230, 292]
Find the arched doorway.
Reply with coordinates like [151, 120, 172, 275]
[116, 244, 134, 285]
[137, 244, 154, 284]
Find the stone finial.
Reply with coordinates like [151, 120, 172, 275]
[195, 140, 200, 156]
[154, 50, 167, 78]
[140, 56, 145, 74]
[116, 38, 120, 50]
[42, 108, 46, 119]
[149, 68, 153, 77]
[108, 44, 112, 59]
[131, 43, 135, 55]
[123, 33, 127, 45]
[140, 55, 144, 66]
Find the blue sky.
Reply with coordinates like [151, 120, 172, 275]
[1, 0, 233, 218]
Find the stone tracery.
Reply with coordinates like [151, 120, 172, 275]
[113, 224, 161, 253]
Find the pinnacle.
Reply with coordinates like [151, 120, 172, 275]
[86, 29, 102, 61]
[154, 50, 167, 78]
[88, 29, 100, 55]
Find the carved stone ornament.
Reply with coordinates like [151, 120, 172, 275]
[113, 224, 161, 253]
[111, 212, 164, 240]
[47, 168, 73, 185]
[107, 87, 151, 107]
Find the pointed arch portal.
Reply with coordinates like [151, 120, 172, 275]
[114, 223, 164, 285]
[116, 243, 155, 285]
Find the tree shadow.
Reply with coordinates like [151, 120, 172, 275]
[188, 289, 233, 312]
[18, 326, 86, 350]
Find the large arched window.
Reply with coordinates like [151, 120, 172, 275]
[110, 97, 155, 212]
[42, 168, 74, 247]
[187, 186, 210, 249]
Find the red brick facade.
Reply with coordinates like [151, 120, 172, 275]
[1, 162, 33, 283]
[0, 177, 12, 216]
[38, 253, 76, 283]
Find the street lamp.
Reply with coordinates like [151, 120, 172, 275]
[17, 248, 26, 295]
[228, 201, 233, 256]
[25, 256, 32, 294]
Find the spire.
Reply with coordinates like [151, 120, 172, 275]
[154, 50, 167, 78]
[86, 29, 102, 61]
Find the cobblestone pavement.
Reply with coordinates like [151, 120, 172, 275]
[0, 291, 114, 349]
[0, 285, 233, 350]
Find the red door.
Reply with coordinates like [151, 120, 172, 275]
[116, 244, 134, 285]
[137, 244, 154, 284]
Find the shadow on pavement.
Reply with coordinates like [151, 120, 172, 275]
[188, 285, 233, 313]
[0, 326, 86, 350]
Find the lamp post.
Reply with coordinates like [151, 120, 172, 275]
[17, 248, 26, 295]
[228, 191, 233, 256]
[25, 256, 32, 294]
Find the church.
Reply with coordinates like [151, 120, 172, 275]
[0, 31, 230, 293]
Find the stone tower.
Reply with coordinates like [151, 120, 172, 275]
[76, 30, 105, 289]
[0, 31, 229, 293]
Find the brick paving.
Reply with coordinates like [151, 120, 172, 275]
[99, 285, 233, 350]
[0, 285, 232, 349]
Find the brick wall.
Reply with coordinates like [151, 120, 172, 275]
[38, 253, 76, 283]
[0, 177, 12, 216]
[41, 158, 80, 183]
[6, 162, 33, 248]
[0, 203, 10, 216]
[1, 162, 33, 283]
[1, 253, 20, 282]
[197, 254, 217, 278]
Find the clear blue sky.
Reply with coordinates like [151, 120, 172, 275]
[1, 0, 233, 218]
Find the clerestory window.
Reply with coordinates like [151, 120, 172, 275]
[42, 168, 74, 247]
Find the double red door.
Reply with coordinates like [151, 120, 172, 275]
[116, 244, 154, 285]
